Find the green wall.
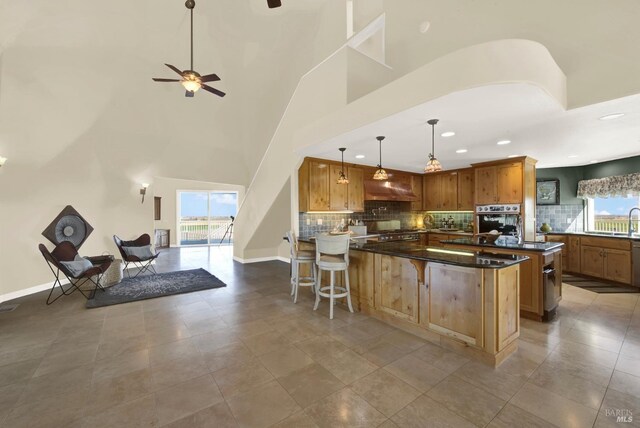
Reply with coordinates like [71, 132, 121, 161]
[536, 154, 640, 205]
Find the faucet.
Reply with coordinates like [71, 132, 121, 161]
[628, 207, 640, 236]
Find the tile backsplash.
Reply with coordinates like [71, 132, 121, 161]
[298, 201, 473, 237]
[535, 204, 585, 233]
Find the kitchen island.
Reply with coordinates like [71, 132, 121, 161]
[442, 238, 564, 322]
[298, 238, 528, 366]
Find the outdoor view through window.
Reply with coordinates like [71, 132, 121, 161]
[589, 195, 640, 233]
[179, 192, 238, 245]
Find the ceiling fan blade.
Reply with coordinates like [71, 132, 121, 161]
[185, 90, 195, 98]
[267, 0, 282, 8]
[201, 84, 226, 97]
[152, 78, 181, 82]
[164, 63, 184, 76]
[200, 73, 221, 82]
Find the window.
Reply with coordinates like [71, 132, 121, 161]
[178, 191, 238, 245]
[586, 195, 640, 233]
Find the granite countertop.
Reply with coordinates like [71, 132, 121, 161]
[540, 231, 640, 241]
[298, 238, 528, 269]
[442, 237, 564, 252]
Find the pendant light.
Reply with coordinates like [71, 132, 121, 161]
[337, 148, 349, 184]
[373, 136, 388, 180]
[425, 118, 443, 173]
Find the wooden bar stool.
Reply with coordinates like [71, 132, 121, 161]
[286, 231, 316, 303]
[313, 233, 354, 319]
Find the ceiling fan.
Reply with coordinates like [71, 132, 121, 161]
[152, 0, 225, 98]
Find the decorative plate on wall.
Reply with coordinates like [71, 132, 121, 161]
[42, 205, 94, 249]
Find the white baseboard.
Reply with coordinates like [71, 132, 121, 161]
[233, 256, 290, 264]
[0, 262, 154, 304]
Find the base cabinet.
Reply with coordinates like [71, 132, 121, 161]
[375, 254, 419, 323]
[580, 245, 604, 278]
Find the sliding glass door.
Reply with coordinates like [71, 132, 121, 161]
[178, 191, 238, 246]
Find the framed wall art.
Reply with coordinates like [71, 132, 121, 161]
[536, 179, 560, 205]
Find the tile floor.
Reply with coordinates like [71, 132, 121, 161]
[1, 246, 639, 427]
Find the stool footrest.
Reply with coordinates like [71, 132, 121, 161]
[317, 286, 349, 299]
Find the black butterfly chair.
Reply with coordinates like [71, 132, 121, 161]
[113, 234, 160, 278]
[39, 242, 112, 305]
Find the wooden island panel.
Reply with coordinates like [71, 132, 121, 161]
[375, 254, 419, 323]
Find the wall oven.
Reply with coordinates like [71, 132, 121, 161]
[476, 204, 521, 235]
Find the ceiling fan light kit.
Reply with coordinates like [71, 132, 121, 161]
[152, 0, 226, 98]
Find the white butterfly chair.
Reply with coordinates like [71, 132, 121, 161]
[313, 233, 354, 319]
[286, 231, 316, 303]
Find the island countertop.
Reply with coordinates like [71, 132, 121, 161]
[298, 237, 529, 269]
[441, 237, 564, 252]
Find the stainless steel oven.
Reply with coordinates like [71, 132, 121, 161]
[476, 204, 521, 236]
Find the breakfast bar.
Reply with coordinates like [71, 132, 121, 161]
[299, 238, 528, 366]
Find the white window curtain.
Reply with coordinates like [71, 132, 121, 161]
[577, 172, 640, 199]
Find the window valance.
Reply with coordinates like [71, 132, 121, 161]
[577, 172, 640, 198]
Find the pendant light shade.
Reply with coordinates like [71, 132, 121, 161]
[424, 119, 443, 173]
[373, 136, 388, 180]
[337, 148, 349, 184]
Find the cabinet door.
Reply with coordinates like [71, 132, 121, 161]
[349, 250, 375, 309]
[410, 175, 423, 211]
[457, 169, 475, 210]
[496, 162, 523, 203]
[604, 249, 632, 284]
[545, 235, 567, 272]
[567, 236, 581, 273]
[580, 245, 604, 278]
[427, 263, 483, 347]
[440, 172, 458, 210]
[428, 233, 448, 248]
[376, 255, 419, 322]
[309, 161, 330, 211]
[329, 164, 348, 211]
[475, 166, 497, 204]
[347, 167, 364, 212]
[423, 174, 441, 210]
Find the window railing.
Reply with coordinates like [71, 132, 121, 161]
[592, 218, 639, 233]
[179, 218, 233, 245]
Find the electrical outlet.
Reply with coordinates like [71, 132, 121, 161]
[306, 218, 311, 225]
[317, 218, 323, 225]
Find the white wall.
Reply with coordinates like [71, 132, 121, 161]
[153, 176, 245, 246]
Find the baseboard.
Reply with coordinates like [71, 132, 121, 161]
[0, 262, 154, 304]
[233, 256, 290, 264]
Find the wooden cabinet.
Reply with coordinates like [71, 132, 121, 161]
[423, 172, 458, 210]
[475, 162, 522, 204]
[410, 175, 423, 211]
[375, 254, 419, 322]
[348, 250, 375, 310]
[579, 236, 632, 284]
[298, 159, 364, 212]
[347, 167, 364, 212]
[457, 169, 475, 210]
[567, 236, 581, 273]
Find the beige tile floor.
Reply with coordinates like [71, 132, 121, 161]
[0, 246, 639, 427]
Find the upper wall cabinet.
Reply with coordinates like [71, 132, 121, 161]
[475, 162, 523, 204]
[457, 169, 475, 210]
[298, 158, 365, 212]
[410, 175, 423, 211]
[423, 170, 473, 211]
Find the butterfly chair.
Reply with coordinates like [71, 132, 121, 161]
[39, 242, 112, 305]
[113, 234, 160, 278]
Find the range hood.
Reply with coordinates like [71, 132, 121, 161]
[364, 179, 419, 202]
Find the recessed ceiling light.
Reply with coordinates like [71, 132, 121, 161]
[507, 154, 519, 158]
[355, 154, 365, 159]
[455, 149, 467, 154]
[497, 140, 511, 145]
[568, 155, 578, 158]
[589, 160, 598, 163]
[441, 131, 455, 138]
[419, 21, 431, 33]
[599, 113, 625, 121]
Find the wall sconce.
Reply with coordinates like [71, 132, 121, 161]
[0, 157, 7, 167]
[140, 183, 149, 203]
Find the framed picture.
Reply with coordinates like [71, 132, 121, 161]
[537, 179, 560, 205]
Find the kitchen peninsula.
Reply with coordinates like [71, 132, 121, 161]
[299, 238, 528, 366]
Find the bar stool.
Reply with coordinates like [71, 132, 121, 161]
[286, 231, 316, 303]
[313, 234, 354, 319]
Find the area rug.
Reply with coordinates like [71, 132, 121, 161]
[86, 268, 226, 308]
[563, 274, 640, 294]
